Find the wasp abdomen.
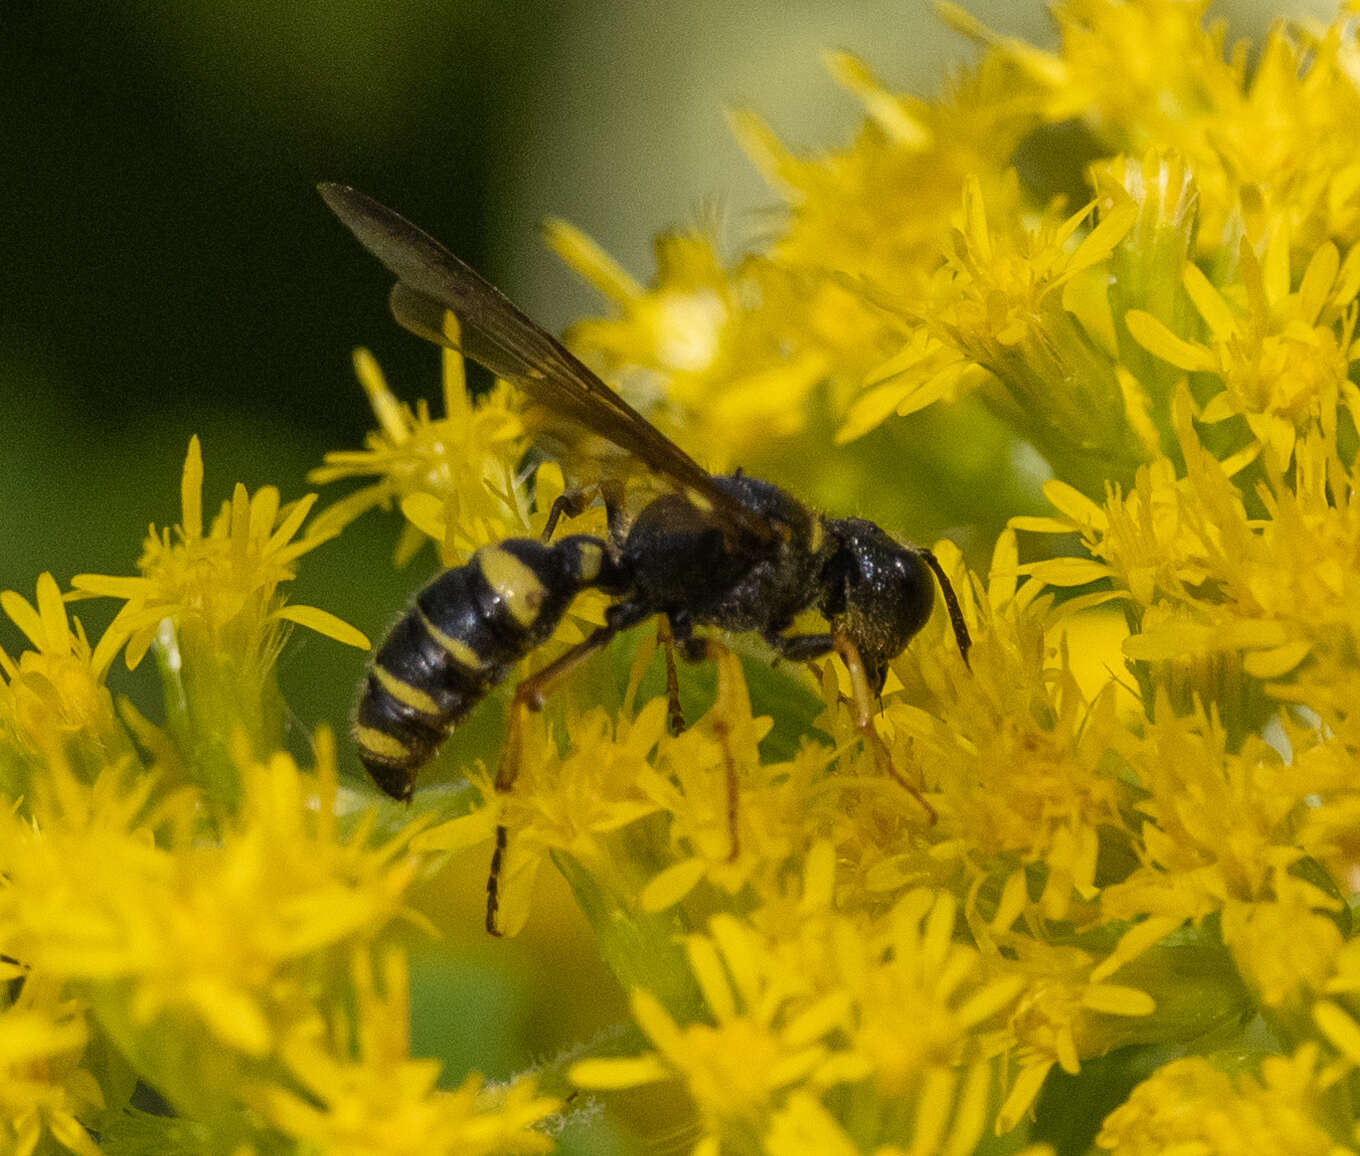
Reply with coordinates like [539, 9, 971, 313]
[354, 535, 622, 800]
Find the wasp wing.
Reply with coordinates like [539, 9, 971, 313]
[319, 182, 772, 544]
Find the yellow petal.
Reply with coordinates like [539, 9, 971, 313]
[687, 933, 736, 1022]
[1042, 479, 1106, 526]
[1299, 241, 1340, 324]
[1090, 915, 1184, 982]
[353, 347, 409, 443]
[1198, 391, 1239, 423]
[1181, 263, 1237, 337]
[837, 380, 914, 444]
[266, 492, 320, 554]
[1262, 219, 1291, 304]
[941, 1062, 992, 1156]
[956, 975, 1026, 1029]
[411, 808, 499, 855]
[629, 988, 684, 1053]
[996, 1059, 1053, 1133]
[1068, 202, 1136, 274]
[35, 573, 71, 653]
[825, 51, 930, 150]
[1314, 1000, 1360, 1065]
[1242, 640, 1312, 679]
[1125, 309, 1217, 371]
[988, 529, 1019, 604]
[0, 589, 44, 651]
[275, 604, 370, 649]
[910, 1065, 957, 1155]
[1008, 515, 1077, 533]
[1080, 983, 1155, 1016]
[570, 1055, 671, 1089]
[543, 218, 643, 302]
[69, 573, 148, 600]
[401, 491, 446, 541]
[639, 859, 708, 912]
[1021, 558, 1114, 586]
[181, 436, 204, 541]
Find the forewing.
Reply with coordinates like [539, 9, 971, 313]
[320, 182, 772, 543]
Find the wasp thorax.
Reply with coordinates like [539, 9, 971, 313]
[819, 517, 935, 691]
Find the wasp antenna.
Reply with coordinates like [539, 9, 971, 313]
[920, 550, 972, 666]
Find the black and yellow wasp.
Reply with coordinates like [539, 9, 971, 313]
[320, 183, 972, 929]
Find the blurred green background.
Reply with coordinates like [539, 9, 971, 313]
[0, 0, 1327, 1149]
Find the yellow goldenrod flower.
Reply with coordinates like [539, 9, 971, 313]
[0, 730, 423, 1125]
[993, 937, 1157, 1131]
[74, 436, 365, 672]
[64, 437, 365, 797]
[573, 887, 1019, 1153]
[0, 975, 103, 1156]
[1095, 1046, 1352, 1155]
[1020, 385, 1360, 737]
[310, 341, 538, 566]
[549, 47, 1046, 470]
[841, 177, 1142, 493]
[732, 49, 1039, 301]
[248, 948, 560, 1155]
[1097, 700, 1305, 918]
[873, 535, 1128, 925]
[0, 572, 129, 791]
[313, 340, 611, 651]
[1126, 224, 1360, 465]
[547, 219, 836, 469]
[954, 1, 1360, 257]
[15, 3, 1360, 1151]
[1220, 883, 1345, 1014]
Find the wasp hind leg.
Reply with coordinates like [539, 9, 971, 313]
[485, 598, 651, 936]
[540, 479, 629, 547]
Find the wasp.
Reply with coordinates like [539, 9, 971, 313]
[319, 183, 972, 931]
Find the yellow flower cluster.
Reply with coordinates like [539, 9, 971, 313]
[8, 1, 1360, 1153]
[0, 445, 561, 1153]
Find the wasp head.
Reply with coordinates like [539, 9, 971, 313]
[818, 517, 936, 693]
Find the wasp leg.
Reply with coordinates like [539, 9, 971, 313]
[540, 487, 596, 542]
[765, 628, 936, 823]
[763, 628, 834, 663]
[600, 479, 629, 550]
[667, 608, 711, 666]
[709, 640, 743, 863]
[485, 599, 652, 936]
[540, 479, 630, 549]
[656, 616, 686, 735]
[714, 709, 740, 864]
[831, 633, 937, 824]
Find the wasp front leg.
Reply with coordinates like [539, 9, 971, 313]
[831, 633, 936, 824]
[765, 628, 936, 824]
